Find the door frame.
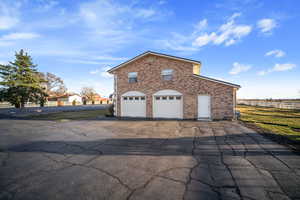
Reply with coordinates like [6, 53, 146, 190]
[197, 94, 211, 120]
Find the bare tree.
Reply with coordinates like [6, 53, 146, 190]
[40, 72, 67, 95]
[81, 87, 97, 102]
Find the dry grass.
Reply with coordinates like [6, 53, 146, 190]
[237, 105, 300, 141]
[29, 109, 110, 121]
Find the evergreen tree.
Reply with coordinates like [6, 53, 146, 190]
[0, 49, 47, 108]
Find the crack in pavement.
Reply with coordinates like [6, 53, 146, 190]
[1, 160, 74, 196]
[37, 153, 134, 192]
[182, 126, 201, 200]
[1, 121, 300, 200]
[222, 125, 294, 200]
[212, 127, 243, 200]
[126, 166, 191, 200]
[40, 146, 193, 200]
[65, 161, 133, 191]
[245, 132, 297, 172]
[240, 140, 291, 199]
[1, 146, 103, 197]
[265, 190, 290, 200]
[232, 123, 298, 174]
[190, 178, 222, 199]
[155, 175, 186, 185]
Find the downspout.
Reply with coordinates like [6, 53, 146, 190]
[114, 74, 118, 116]
[233, 88, 237, 120]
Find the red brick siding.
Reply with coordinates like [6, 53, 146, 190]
[112, 54, 235, 120]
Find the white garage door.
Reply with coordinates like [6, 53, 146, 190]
[153, 90, 183, 119]
[121, 91, 146, 117]
[198, 95, 211, 119]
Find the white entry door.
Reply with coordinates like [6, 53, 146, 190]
[198, 95, 211, 119]
[153, 95, 183, 119]
[121, 96, 146, 117]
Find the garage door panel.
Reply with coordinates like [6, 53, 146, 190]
[121, 96, 146, 117]
[153, 96, 183, 119]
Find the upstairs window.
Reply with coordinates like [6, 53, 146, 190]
[128, 72, 137, 83]
[161, 69, 173, 81]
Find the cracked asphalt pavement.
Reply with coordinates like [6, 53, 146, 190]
[0, 120, 300, 200]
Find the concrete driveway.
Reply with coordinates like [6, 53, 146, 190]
[0, 120, 299, 200]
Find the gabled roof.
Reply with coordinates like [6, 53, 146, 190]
[193, 74, 241, 88]
[107, 51, 201, 73]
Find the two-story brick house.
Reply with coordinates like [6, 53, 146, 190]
[107, 51, 240, 120]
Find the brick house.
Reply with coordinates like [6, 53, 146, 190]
[107, 51, 240, 120]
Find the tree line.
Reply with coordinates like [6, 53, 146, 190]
[0, 49, 101, 108]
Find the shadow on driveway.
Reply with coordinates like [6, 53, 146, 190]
[6, 134, 299, 157]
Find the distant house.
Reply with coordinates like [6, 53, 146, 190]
[48, 93, 82, 106]
[81, 94, 111, 105]
[99, 97, 111, 104]
[93, 94, 111, 104]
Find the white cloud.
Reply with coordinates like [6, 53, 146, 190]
[78, 0, 168, 49]
[93, 55, 128, 61]
[258, 63, 296, 75]
[0, 60, 7, 65]
[90, 69, 100, 74]
[257, 70, 267, 76]
[79, 0, 164, 31]
[193, 32, 216, 47]
[194, 19, 208, 32]
[0, 16, 19, 30]
[160, 40, 199, 52]
[0, 32, 40, 40]
[135, 9, 156, 18]
[0, 2, 20, 30]
[229, 62, 251, 75]
[265, 49, 285, 58]
[193, 13, 252, 47]
[158, 0, 167, 5]
[0, 41, 14, 47]
[158, 31, 199, 52]
[273, 63, 296, 71]
[89, 67, 113, 78]
[38, 0, 59, 11]
[62, 59, 105, 65]
[160, 13, 251, 52]
[257, 18, 277, 34]
[100, 71, 113, 78]
[228, 12, 241, 20]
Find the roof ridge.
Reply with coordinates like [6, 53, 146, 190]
[193, 74, 240, 88]
[107, 51, 200, 73]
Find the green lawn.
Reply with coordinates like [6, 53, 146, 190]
[237, 105, 300, 141]
[29, 109, 110, 121]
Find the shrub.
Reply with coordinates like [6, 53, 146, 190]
[107, 103, 114, 117]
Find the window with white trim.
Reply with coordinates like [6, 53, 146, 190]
[161, 69, 173, 81]
[128, 72, 137, 83]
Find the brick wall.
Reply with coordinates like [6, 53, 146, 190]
[112, 54, 235, 120]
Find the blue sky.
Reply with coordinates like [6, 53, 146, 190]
[0, 0, 299, 98]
